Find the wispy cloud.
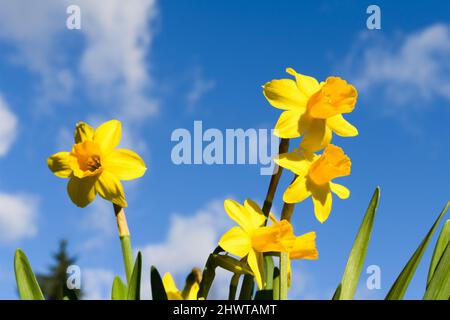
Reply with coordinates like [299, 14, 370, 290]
[0, 95, 17, 157]
[186, 68, 215, 111]
[342, 24, 450, 112]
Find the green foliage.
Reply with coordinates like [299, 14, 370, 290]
[14, 249, 44, 300]
[386, 202, 449, 300]
[150, 266, 167, 300]
[333, 187, 380, 300]
[127, 252, 142, 300]
[111, 276, 127, 300]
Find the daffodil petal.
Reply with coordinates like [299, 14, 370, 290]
[102, 149, 147, 181]
[286, 68, 320, 96]
[251, 220, 296, 252]
[274, 111, 304, 138]
[244, 199, 266, 229]
[47, 152, 73, 178]
[330, 182, 350, 199]
[224, 199, 255, 232]
[290, 232, 318, 260]
[74, 122, 94, 143]
[300, 119, 332, 152]
[275, 152, 312, 176]
[218, 226, 251, 258]
[95, 171, 127, 207]
[67, 176, 97, 208]
[327, 114, 358, 137]
[185, 282, 199, 300]
[163, 273, 183, 300]
[311, 185, 332, 223]
[94, 120, 122, 155]
[283, 176, 312, 204]
[263, 79, 308, 111]
[247, 250, 264, 290]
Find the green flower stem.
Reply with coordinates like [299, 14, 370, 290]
[279, 199, 296, 300]
[279, 252, 289, 300]
[113, 204, 133, 285]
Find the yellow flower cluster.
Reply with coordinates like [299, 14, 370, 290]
[265, 68, 357, 222]
[217, 68, 357, 291]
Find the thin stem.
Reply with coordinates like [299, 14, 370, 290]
[113, 204, 133, 285]
[262, 138, 290, 220]
[279, 252, 289, 300]
[280, 202, 296, 221]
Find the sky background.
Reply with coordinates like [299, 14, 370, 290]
[0, 0, 449, 299]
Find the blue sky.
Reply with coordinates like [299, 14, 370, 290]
[0, 0, 449, 299]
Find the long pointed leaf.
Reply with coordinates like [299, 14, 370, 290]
[150, 266, 168, 300]
[423, 242, 450, 300]
[386, 202, 449, 300]
[427, 219, 450, 286]
[112, 276, 127, 300]
[14, 249, 44, 300]
[333, 187, 380, 300]
[127, 252, 142, 300]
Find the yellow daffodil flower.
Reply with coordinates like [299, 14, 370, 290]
[269, 214, 318, 286]
[218, 199, 296, 289]
[163, 272, 200, 300]
[263, 68, 358, 151]
[47, 120, 146, 208]
[275, 144, 351, 223]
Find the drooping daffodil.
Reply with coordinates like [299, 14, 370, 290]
[218, 199, 297, 289]
[47, 120, 146, 208]
[275, 144, 351, 223]
[263, 68, 358, 152]
[163, 271, 200, 300]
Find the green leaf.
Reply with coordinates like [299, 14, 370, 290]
[127, 252, 142, 300]
[423, 242, 450, 300]
[111, 276, 127, 300]
[14, 249, 45, 300]
[238, 274, 254, 300]
[333, 187, 380, 300]
[386, 202, 449, 300]
[150, 266, 168, 300]
[427, 219, 450, 286]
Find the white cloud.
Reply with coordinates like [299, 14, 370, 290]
[78, 0, 159, 121]
[0, 95, 18, 157]
[344, 24, 450, 110]
[139, 198, 233, 299]
[0, 0, 159, 122]
[0, 193, 38, 243]
[82, 268, 115, 300]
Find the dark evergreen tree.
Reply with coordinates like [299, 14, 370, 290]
[36, 240, 82, 300]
